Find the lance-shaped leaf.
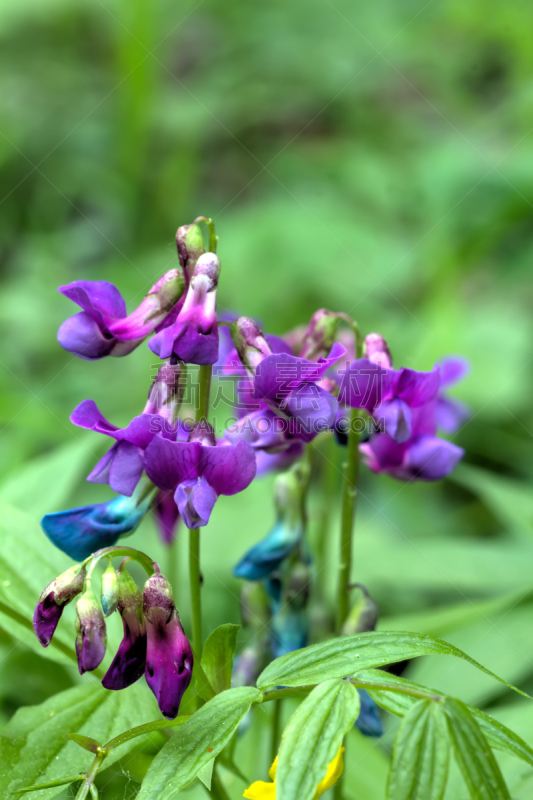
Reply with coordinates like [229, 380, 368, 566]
[387, 699, 449, 800]
[0, 681, 159, 799]
[358, 669, 533, 772]
[276, 679, 360, 800]
[201, 623, 240, 695]
[443, 698, 511, 800]
[137, 687, 262, 800]
[256, 632, 529, 700]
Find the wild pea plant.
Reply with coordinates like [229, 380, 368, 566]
[3, 217, 532, 799]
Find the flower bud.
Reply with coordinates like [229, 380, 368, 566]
[75, 589, 107, 674]
[363, 333, 392, 369]
[143, 361, 185, 420]
[340, 584, 379, 636]
[100, 561, 119, 616]
[176, 223, 205, 280]
[230, 317, 272, 373]
[143, 568, 193, 719]
[102, 566, 147, 691]
[33, 564, 86, 647]
[299, 309, 340, 360]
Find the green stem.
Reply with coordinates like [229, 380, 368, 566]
[189, 528, 203, 658]
[315, 433, 336, 595]
[73, 749, 108, 800]
[86, 547, 156, 583]
[262, 686, 314, 702]
[211, 765, 231, 800]
[270, 699, 282, 763]
[336, 407, 361, 634]
[194, 216, 218, 252]
[196, 364, 212, 422]
[166, 535, 178, 603]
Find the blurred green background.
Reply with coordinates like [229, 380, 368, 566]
[1, 0, 533, 797]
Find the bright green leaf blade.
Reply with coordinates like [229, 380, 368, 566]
[137, 687, 262, 800]
[201, 623, 240, 696]
[0, 502, 77, 665]
[387, 699, 449, 800]
[0, 681, 160, 799]
[444, 697, 511, 800]
[0, 440, 92, 519]
[197, 758, 214, 791]
[276, 679, 360, 800]
[256, 632, 529, 700]
[473, 708, 533, 771]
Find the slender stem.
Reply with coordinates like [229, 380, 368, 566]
[189, 528, 203, 658]
[166, 535, 178, 602]
[336, 408, 361, 634]
[262, 686, 314, 702]
[315, 433, 336, 596]
[106, 715, 189, 750]
[74, 750, 108, 800]
[86, 547, 156, 583]
[194, 216, 218, 253]
[270, 699, 282, 763]
[196, 364, 212, 422]
[211, 765, 231, 800]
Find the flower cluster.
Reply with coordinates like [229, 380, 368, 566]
[33, 554, 192, 719]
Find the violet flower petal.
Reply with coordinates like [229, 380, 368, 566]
[154, 491, 181, 545]
[59, 280, 127, 324]
[396, 366, 440, 407]
[175, 476, 218, 529]
[338, 358, 394, 412]
[284, 383, 338, 441]
[57, 313, 116, 361]
[144, 439, 201, 491]
[101, 611, 147, 690]
[440, 356, 470, 388]
[200, 440, 256, 495]
[254, 343, 346, 403]
[375, 398, 412, 443]
[436, 396, 470, 434]
[33, 598, 64, 647]
[76, 627, 106, 674]
[144, 610, 193, 719]
[405, 435, 464, 481]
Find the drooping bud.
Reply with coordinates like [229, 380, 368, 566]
[233, 461, 310, 581]
[176, 223, 205, 281]
[33, 564, 87, 647]
[363, 333, 392, 369]
[102, 565, 147, 691]
[143, 361, 185, 421]
[230, 317, 272, 374]
[299, 309, 341, 361]
[143, 568, 193, 719]
[340, 584, 379, 637]
[75, 589, 107, 674]
[100, 561, 119, 616]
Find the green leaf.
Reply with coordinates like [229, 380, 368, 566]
[443, 697, 511, 800]
[276, 680, 359, 800]
[65, 734, 101, 754]
[0, 681, 160, 799]
[0, 440, 92, 519]
[387, 699, 449, 800]
[360, 669, 533, 773]
[197, 758, 214, 791]
[0, 502, 77, 665]
[137, 687, 262, 799]
[256, 632, 529, 700]
[201, 624, 240, 696]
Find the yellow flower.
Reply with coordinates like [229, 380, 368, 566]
[243, 746, 344, 799]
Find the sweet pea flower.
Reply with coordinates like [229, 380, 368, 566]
[102, 567, 147, 691]
[143, 569, 193, 719]
[149, 253, 221, 364]
[436, 356, 471, 433]
[41, 491, 152, 561]
[70, 362, 187, 497]
[360, 402, 464, 482]
[33, 564, 86, 647]
[244, 747, 344, 800]
[57, 270, 185, 361]
[144, 421, 256, 529]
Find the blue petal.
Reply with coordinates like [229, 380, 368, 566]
[233, 522, 301, 581]
[270, 608, 309, 659]
[41, 495, 150, 561]
[355, 689, 383, 737]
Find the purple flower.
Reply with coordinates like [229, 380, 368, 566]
[360, 402, 464, 482]
[252, 342, 345, 442]
[143, 570, 193, 719]
[339, 359, 440, 444]
[33, 564, 86, 647]
[70, 363, 187, 497]
[57, 270, 185, 361]
[102, 568, 147, 691]
[149, 253, 220, 364]
[41, 492, 151, 561]
[436, 356, 471, 433]
[75, 589, 107, 674]
[144, 421, 256, 529]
